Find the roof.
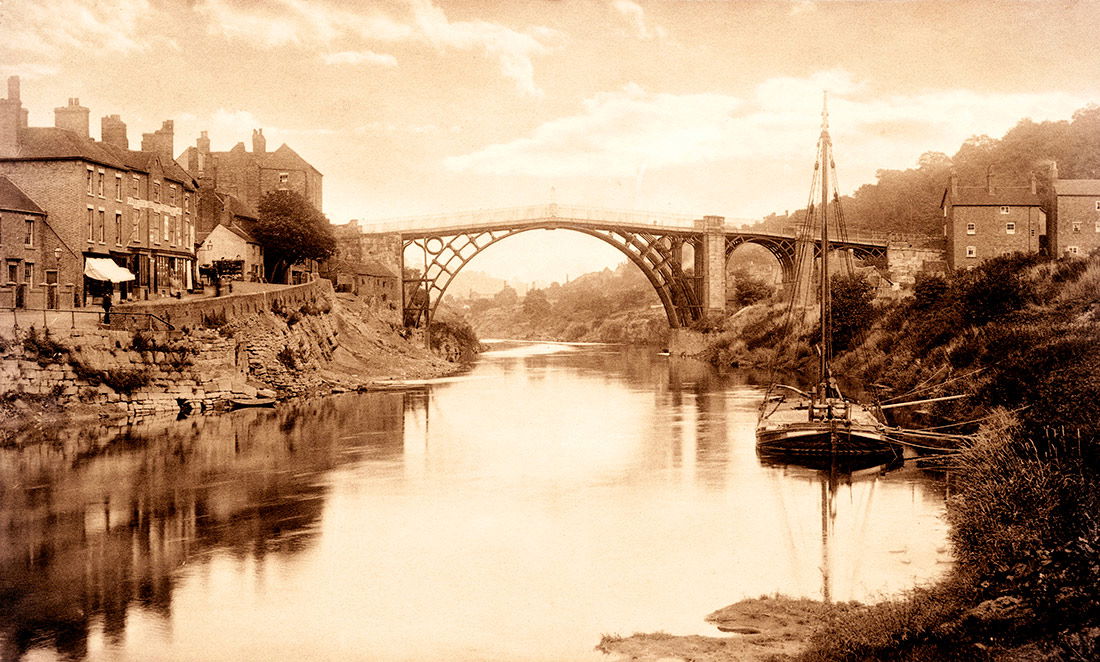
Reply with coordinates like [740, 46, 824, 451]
[216, 191, 257, 219]
[355, 259, 396, 278]
[3, 127, 126, 168]
[257, 144, 321, 174]
[198, 222, 259, 245]
[1053, 180, 1100, 196]
[942, 186, 1044, 208]
[2, 127, 196, 187]
[0, 176, 45, 214]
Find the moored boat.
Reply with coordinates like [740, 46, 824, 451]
[756, 98, 897, 462]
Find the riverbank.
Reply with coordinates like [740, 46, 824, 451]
[598, 596, 826, 661]
[0, 286, 476, 444]
[617, 252, 1100, 661]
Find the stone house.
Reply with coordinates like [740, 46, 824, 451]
[196, 223, 265, 283]
[1049, 173, 1100, 259]
[0, 77, 197, 305]
[194, 189, 264, 282]
[940, 170, 1046, 270]
[180, 128, 322, 214]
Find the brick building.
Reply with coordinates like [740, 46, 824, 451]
[0, 77, 197, 305]
[941, 170, 1046, 270]
[1049, 170, 1100, 259]
[180, 128, 322, 213]
[0, 175, 59, 308]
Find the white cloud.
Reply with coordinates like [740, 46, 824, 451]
[1, 0, 153, 55]
[196, 0, 558, 96]
[611, 0, 668, 41]
[445, 72, 1091, 187]
[322, 50, 399, 67]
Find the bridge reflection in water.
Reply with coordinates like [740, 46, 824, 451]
[0, 343, 951, 662]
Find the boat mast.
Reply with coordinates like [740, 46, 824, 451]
[819, 94, 832, 392]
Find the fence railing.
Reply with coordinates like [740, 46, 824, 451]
[1, 307, 175, 331]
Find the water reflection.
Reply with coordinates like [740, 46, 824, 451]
[0, 343, 950, 662]
[0, 395, 405, 661]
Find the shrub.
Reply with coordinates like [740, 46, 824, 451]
[277, 346, 298, 370]
[732, 275, 773, 307]
[100, 368, 151, 393]
[202, 310, 227, 329]
[830, 273, 877, 352]
[22, 327, 68, 365]
[956, 252, 1041, 326]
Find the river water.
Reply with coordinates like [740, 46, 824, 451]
[0, 341, 951, 661]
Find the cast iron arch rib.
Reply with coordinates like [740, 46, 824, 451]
[402, 223, 701, 328]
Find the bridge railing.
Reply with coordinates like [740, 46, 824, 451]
[358, 203, 939, 247]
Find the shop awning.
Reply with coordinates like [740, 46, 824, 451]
[84, 257, 136, 283]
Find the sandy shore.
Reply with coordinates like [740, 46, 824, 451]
[597, 596, 828, 662]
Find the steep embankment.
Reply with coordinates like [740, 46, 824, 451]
[602, 253, 1100, 661]
[0, 286, 478, 442]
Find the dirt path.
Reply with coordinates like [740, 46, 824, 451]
[597, 596, 826, 662]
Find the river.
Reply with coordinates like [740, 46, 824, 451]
[0, 341, 951, 661]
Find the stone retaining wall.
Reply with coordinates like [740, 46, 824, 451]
[0, 325, 254, 415]
[110, 279, 334, 331]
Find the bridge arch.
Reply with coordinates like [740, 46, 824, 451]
[402, 222, 702, 328]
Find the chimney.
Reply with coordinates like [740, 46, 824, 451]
[252, 128, 266, 154]
[1049, 160, 1058, 183]
[141, 119, 175, 163]
[986, 165, 994, 194]
[0, 76, 24, 156]
[54, 98, 90, 138]
[101, 115, 128, 149]
[1029, 171, 1037, 195]
[949, 169, 958, 197]
[197, 130, 210, 154]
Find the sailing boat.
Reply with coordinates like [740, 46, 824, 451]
[756, 97, 897, 462]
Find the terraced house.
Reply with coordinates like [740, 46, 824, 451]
[0, 77, 197, 308]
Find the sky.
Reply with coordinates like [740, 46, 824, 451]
[2, 0, 1099, 285]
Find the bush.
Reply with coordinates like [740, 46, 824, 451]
[23, 327, 68, 365]
[830, 273, 877, 352]
[277, 346, 298, 370]
[956, 252, 1041, 326]
[100, 368, 151, 394]
[732, 275, 773, 307]
[202, 310, 227, 329]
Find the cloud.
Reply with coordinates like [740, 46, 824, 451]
[611, 0, 668, 40]
[322, 50, 399, 67]
[195, 0, 558, 96]
[445, 72, 1091, 182]
[1, 0, 153, 55]
[0, 63, 60, 79]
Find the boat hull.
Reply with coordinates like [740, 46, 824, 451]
[756, 421, 897, 458]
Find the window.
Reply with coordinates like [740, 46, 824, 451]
[150, 216, 159, 245]
[1005, 222, 1016, 235]
[98, 210, 106, 243]
[966, 222, 976, 235]
[24, 218, 34, 247]
[97, 170, 105, 197]
[6, 262, 17, 284]
[115, 212, 123, 245]
[23, 262, 33, 286]
[966, 246, 977, 258]
[1095, 201, 1100, 211]
[169, 184, 177, 206]
[114, 174, 122, 201]
[184, 193, 190, 213]
[279, 172, 289, 187]
[169, 217, 176, 246]
[162, 215, 169, 244]
[45, 269, 58, 285]
[1067, 246, 1080, 256]
[87, 207, 95, 242]
[86, 168, 94, 195]
[999, 206, 1010, 214]
[153, 181, 161, 203]
[1095, 220, 1100, 233]
[1072, 222, 1081, 233]
[131, 175, 140, 199]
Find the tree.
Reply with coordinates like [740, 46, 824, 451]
[523, 288, 552, 319]
[255, 190, 336, 283]
[830, 273, 876, 352]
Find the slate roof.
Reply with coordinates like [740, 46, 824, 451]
[0, 176, 46, 214]
[3, 127, 126, 168]
[258, 144, 321, 174]
[356, 259, 396, 278]
[3, 127, 197, 187]
[942, 186, 1044, 208]
[1054, 180, 1100, 196]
